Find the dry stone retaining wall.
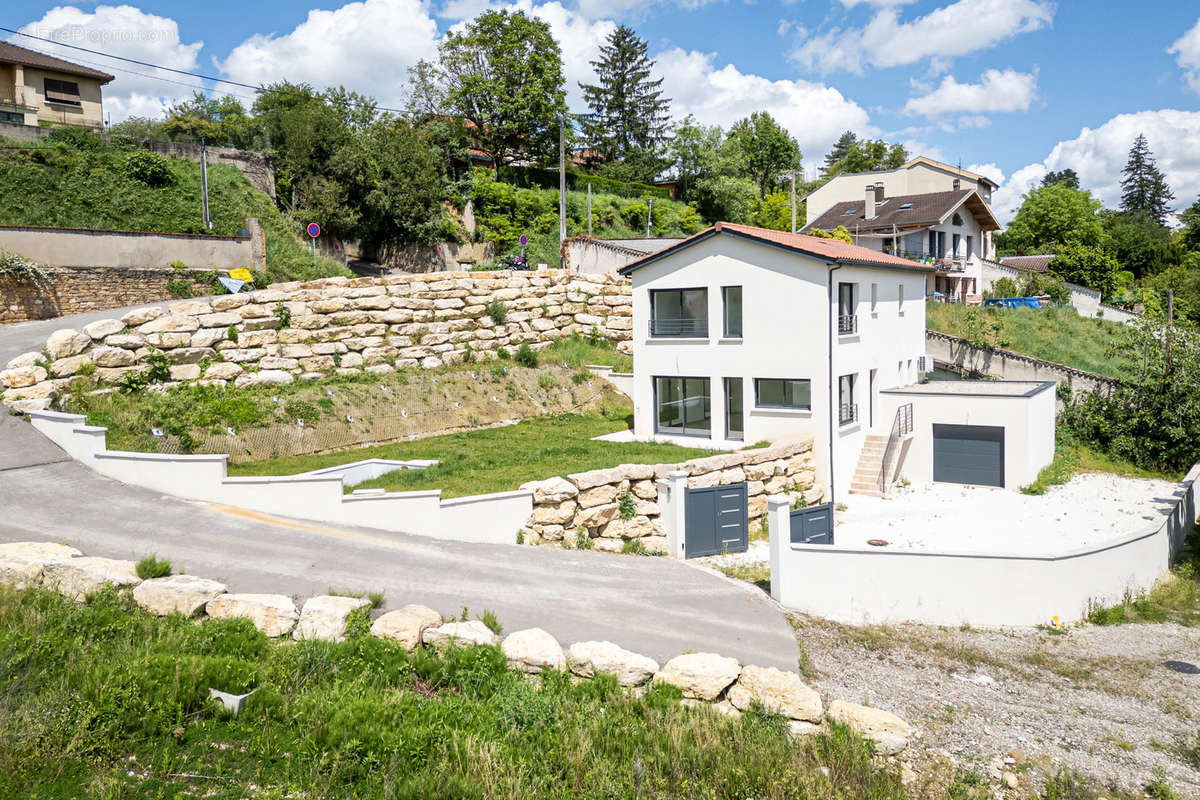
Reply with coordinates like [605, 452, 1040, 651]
[1, 269, 632, 410]
[1, 266, 225, 324]
[520, 438, 820, 550]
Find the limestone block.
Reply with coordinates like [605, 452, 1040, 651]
[642, 535, 668, 554]
[684, 453, 744, 474]
[169, 347, 216, 365]
[362, 346, 398, 365]
[591, 537, 624, 553]
[422, 620, 499, 650]
[1, 365, 47, 389]
[599, 516, 660, 539]
[197, 311, 243, 328]
[567, 466, 625, 491]
[719, 467, 746, 485]
[687, 471, 722, 490]
[300, 355, 335, 372]
[203, 362, 243, 380]
[104, 333, 146, 349]
[574, 502, 619, 529]
[293, 594, 371, 642]
[222, 348, 267, 363]
[748, 496, 767, 519]
[41, 556, 141, 602]
[259, 357, 300, 371]
[234, 370, 294, 388]
[365, 364, 393, 375]
[566, 642, 657, 687]
[728, 665, 822, 722]
[205, 593, 299, 637]
[577, 483, 622, 509]
[0, 541, 81, 589]
[764, 476, 789, 494]
[531, 499, 577, 526]
[747, 480, 765, 497]
[145, 331, 193, 349]
[519, 476, 579, 504]
[370, 604, 442, 651]
[631, 479, 657, 499]
[5, 352, 39, 370]
[138, 315, 199, 334]
[167, 364, 200, 381]
[281, 343, 314, 359]
[121, 306, 163, 326]
[825, 701, 913, 755]
[133, 574, 227, 617]
[653, 653, 741, 701]
[420, 356, 443, 369]
[167, 299, 212, 316]
[210, 295, 250, 311]
[83, 318, 123, 340]
[46, 354, 88, 378]
[46, 329, 91, 359]
[238, 329, 278, 348]
[745, 462, 775, 481]
[191, 328, 228, 348]
[312, 342, 348, 355]
[88, 346, 136, 368]
[501, 628, 565, 673]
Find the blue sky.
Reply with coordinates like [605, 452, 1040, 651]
[5, 0, 1200, 221]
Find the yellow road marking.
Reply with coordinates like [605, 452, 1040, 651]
[208, 504, 397, 548]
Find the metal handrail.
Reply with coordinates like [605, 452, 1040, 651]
[837, 314, 857, 335]
[649, 318, 708, 337]
[839, 403, 858, 426]
[878, 403, 913, 494]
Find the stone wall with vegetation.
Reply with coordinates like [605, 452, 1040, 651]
[0, 266, 224, 324]
[520, 439, 820, 551]
[1, 269, 632, 411]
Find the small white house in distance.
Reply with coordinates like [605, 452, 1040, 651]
[618, 221, 1056, 500]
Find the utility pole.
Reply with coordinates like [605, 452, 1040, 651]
[790, 169, 797, 234]
[558, 116, 567, 265]
[200, 138, 212, 231]
[646, 198, 654, 237]
[587, 183, 592, 236]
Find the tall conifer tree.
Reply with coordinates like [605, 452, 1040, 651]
[1120, 133, 1174, 225]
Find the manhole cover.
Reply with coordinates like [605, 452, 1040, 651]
[867, 539, 889, 547]
[1164, 660, 1199, 674]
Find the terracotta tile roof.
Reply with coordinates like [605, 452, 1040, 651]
[0, 41, 115, 83]
[999, 254, 1056, 273]
[619, 221, 934, 275]
[805, 189, 977, 233]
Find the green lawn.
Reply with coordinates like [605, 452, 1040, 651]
[0, 585, 915, 800]
[925, 303, 1133, 380]
[228, 413, 718, 497]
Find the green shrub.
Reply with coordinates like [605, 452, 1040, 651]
[227, 324, 239, 343]
[46, 125, 101, 150]
[143, 349, 172, 384]
[135, 554, 171, 579]
[514, 343, 538, 368]
[117, 369, 148, 394]
[285, 399, 320, 424]
[123, 151, 175, 187]
[480, 609, 502, 635]
[164, 278, 195, 298]
[496, 346, 511, 360]
[273, 302, 291, 330]
[620, 538, 646, 556]
[618, 490, 636, 521]
[485, 298, 508, 325]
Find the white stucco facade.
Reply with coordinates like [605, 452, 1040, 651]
[805, 158, 998, 222]
[626, 232, 928, 499]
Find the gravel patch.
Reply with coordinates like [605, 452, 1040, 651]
[836, 473, 1181, 554]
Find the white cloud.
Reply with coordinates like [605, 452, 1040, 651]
[218, 0, 439, 108]
[991, 110, 1200, 224]
[17, 5, 205, 121]
[1168, 16, 1200, 93]
[966, 162, 1006, 186]
[656, 47, 873, 165]
[903, 68, 1037, 117]
[836, 0, 918, 7]
[792, 0, 1055, 74]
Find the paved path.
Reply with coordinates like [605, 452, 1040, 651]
[0, 305, 800, 670]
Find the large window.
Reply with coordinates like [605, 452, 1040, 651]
[655, 377, 711, 436]
[724, 377, 743, 441]
[755, 379, 811, 410]
[650, 288, 707, 337]
[43, 78, 81, 107]
[722, 286, 742, 338]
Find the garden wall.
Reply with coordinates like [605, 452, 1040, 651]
[1, 265, 223, 324]
[0, 221, 261, 270]
[520, 438, 820, 551]
[1, 269, 633, 410]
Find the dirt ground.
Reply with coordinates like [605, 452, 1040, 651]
[793, 614, 1200, 797]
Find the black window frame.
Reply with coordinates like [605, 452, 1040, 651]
[721, 285, 742, 338]
[754, 378, 812, 411]
[649, 287, 708, 338]
[723, 377, 744, 441]
[43, 78, 82, 107]
[654, 376, 712, 437]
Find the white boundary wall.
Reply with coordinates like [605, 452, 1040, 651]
[28, 410, 531, 546]
[766, 464, 1198, 626]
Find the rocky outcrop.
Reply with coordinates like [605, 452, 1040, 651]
[133, 574, 227, 617]
[653, 652, 742, 701]
[826, 700, 914, 755]
[205, 593, 300, 637]
[501, 628, 566, 673]
[293, 595, 371, 642]
[566, 640, 659, 686]
[422, 620, 500, 650]
[370, 604, 443, 651]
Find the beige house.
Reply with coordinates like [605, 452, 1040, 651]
[0, 41, 114, 130]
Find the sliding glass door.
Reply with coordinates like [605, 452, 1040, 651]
[655, 377, 711, 436]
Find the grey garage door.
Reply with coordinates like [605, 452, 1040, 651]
[932, 424, 1005, 487]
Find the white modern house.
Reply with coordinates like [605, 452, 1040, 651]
[619, 222, 1056, 501]
[802, 159, 1002, 305]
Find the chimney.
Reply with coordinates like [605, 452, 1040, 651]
[864, 185, 876, 221]
[874, 182, 885, 201]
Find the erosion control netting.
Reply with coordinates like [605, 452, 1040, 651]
[125, 364, 621, 462]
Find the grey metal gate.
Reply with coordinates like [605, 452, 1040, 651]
[684, 483, 748, 558]
[790, 503, 833, 545]
[932, 424, 1005, 487]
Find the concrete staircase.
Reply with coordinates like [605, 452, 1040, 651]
[849, 434, 891, 498]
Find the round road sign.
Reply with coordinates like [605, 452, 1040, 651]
[306, 223, 321, 238]
[519, 234, 528, 246]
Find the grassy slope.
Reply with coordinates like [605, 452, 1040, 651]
[0, 137, 348, 284]
[228, 413, 718, 497]
[925, 303, 1132, 380]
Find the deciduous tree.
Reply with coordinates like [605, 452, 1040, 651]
[996, 183, 1107, 253]
[724, 112, 800, 198]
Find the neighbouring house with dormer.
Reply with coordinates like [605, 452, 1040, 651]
[618, 221, 1055, 507]
[802, 158, 1002, 306]
[0, 41, 114, 130]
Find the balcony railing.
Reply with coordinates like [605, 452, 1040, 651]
[837, 314, 857, 335]
[884, 248, 969, 272]
[839, 403, 858, 426]
[0, 87, 35, 110]
[649, 317, 708, 337]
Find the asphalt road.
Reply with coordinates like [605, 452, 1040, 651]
[0, 304, 800, 670]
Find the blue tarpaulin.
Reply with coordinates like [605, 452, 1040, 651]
[984, 297, 1042, 309]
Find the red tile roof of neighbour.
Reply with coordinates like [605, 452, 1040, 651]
[619, 221, 935, 275]
[999, 254, 1056, 273]
[0, 41, 115, 83]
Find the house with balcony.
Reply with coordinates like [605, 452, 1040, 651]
[802, 159, 1002, 305]
[0, 41, 114, 130]
[618, 221, 1056, 505]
